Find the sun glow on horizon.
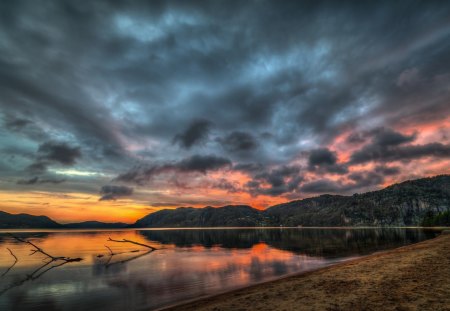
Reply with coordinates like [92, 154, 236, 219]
[0, 191, 151, 223]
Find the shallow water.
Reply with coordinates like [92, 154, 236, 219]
[0, 228, 439, 311]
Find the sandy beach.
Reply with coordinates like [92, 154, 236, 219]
[164, 231, 450, 311]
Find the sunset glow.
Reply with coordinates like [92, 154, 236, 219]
[1, 1, 450, 223]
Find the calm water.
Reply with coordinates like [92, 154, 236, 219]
[0, 228, 439, 311]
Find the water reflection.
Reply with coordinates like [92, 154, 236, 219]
[137, 228, 437, 257]
[0, 228, 439, 311]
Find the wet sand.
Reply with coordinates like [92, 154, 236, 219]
[164, 231, 450, 311]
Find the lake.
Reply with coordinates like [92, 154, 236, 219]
[0, 228, 439, 311]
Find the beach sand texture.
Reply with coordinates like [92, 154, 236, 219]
[165, 232, 450, 311]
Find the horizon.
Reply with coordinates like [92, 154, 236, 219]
[1, 1, 450, 223]
[2, 174, 447, 224]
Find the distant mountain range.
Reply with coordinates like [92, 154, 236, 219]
[0, 212, 128, 229]
[0, 211, 62, 229]
[1, 175, 449, 229]
[63, 221, 129, 229]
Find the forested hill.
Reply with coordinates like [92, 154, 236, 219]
[0, 212, 128, 229]
[0, 211, 62, 229]
[133, 205, 270, 228]
[1, 175, 449, 228]
[133, 175, 450, 227]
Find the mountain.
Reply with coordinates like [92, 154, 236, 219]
[2, 175, 449, 228]
[267, 175, 450, 226]
[133, 175, 450, 227]
[63, 221, 129, 229]
[0, 212, 129, 229]
[133, 205, 272, 228]
[0, 211, 63, 229]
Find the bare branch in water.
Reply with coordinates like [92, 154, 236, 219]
[105, 245, 114, 256]
[0, 259, 73, 296]
[0, 235, 84, 296]
[103, 237, 157, 267]
[104, 245, 139, 256]
[1, 248, 18, 277]
[107, 238, 158, 250]
[10, 235, 82, 263]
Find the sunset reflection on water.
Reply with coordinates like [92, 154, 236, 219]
[0, 228, 439, 310]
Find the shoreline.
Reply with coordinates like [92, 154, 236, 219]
[161, 231, 450, 311]
[0, 226, 447, 233]
[155, 257, 356, 311]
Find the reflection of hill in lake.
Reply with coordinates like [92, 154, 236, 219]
[138, 228, 438, 258]
[0, 232, 52, 243]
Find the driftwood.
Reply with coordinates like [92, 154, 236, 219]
[11, 235, 82, 263]
[104, 245, 139, 256]
[103, 237, 158, 267]
[0, 235, 83, 296]
[107, 238, 158, 250]
[1, 236, 158, 296]
[103, 245, 140, 265]
[1, 248, 18, 277]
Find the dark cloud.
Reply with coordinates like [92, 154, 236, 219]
[300, 179, 344, 194]
[349, 128, 419, 164]
[177, 154, 231, 173]
[17, 176, 66, 185]
[246, 165, 302, 196]
[211, 178, 240, 193]
[233, 163, 264, 173]
[374, 165, 401, 176]
[37, 141, 81, 165]
[346, 132, 366, 145]
[308, 148, 348, 174]
[301, 171, 385, 194]
[27, 161, 48, 174]
[116, 154, 232, 184]
[346, 128, 416, 146]
[350, 141, 450, 164]
[347, 171, 385, 188]
[3, 116, 31, 131]
[1, 114, 49, 143]
[308, 148, 337, 166]
[371, 128, 416, 146]
[218, 131, 259, 153]
[174, 119, 211, 149]
[24, 141, 81, 174]
[99, 185, 133, 201]
[17, 176, 39, 185]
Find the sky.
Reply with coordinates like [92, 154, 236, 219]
[1, 0, 450, 223]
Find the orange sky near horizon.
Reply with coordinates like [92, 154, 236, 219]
[1, 163, 448, 224]
[0, 188, 289, 223]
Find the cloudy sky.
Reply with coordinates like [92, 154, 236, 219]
[1, 0, 450, 223]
